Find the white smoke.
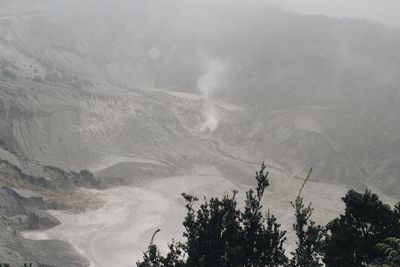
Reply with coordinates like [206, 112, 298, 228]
[201, 101, 219, 132]
[197, 60, 225, 132]
[148, 46, 160, 61]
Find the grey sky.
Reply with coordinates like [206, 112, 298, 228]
[267, 0, 400, 27]
[2, 0, 399, 28]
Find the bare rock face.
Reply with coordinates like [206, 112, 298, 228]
[0, 225, 89, 267]
[31, 209, 60, 230]
[0, 158, 101, 266]
[0, 186, 27, 216]
[0, 184, 89, 266]
[0, 2, 399, 265]
[0, 7, 398, 197]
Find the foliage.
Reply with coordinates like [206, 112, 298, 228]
[288, 169, 325, 267]
[0, 264, 32, 267]
[324, 190, 400, 267]
[374, 237, 400, 267]
[136, 242, 186, 267]
[137, 163, 400, 267]
[137, 163, 288, 267]
[288, 196, 325, 267]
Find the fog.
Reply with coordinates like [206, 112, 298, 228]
[2, 0, 400, 27]
[2, 0, 400, 225]
[1, 0, 400, 266]
[268, 0, 400, 27]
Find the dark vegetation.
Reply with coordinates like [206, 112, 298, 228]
[137, 163, 400, 267]
[374, 237, 400, 267]
[324, 191, 400, 266]
[0, 264, 32, 267]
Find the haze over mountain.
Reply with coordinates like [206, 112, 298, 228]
[0, 1, 399, 266]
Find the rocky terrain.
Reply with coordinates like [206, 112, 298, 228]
[0, 159, 94, 266]
[0, 1, 399, 265]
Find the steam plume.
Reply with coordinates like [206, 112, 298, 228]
[197, 60, 225, 132]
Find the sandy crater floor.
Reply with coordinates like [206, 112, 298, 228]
[22, 168, 239, 267]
